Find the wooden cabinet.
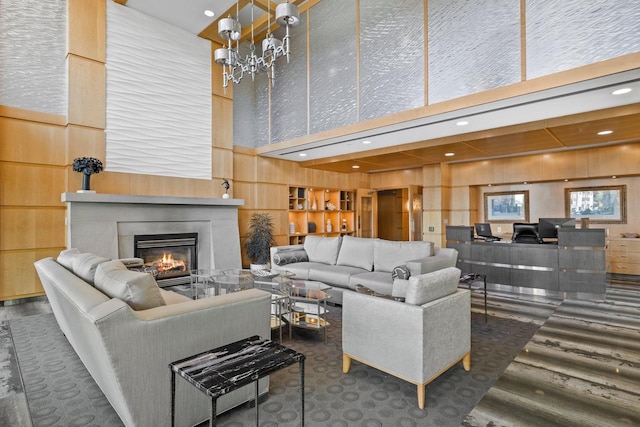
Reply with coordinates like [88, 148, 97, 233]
[288, 187, 355, 245]
[607, 238, 640, 275]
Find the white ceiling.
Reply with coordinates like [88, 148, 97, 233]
[125, 0, 237, 35]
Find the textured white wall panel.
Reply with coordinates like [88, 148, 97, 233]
[0, 0, 67, 115]
[360, 0, 424, 121]
[527, 0, 640, 79]
[428, 0, 520, 104]
[106, 1, 212, 179]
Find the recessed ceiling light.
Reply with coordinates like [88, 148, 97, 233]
[456, 120, 469, 126]
[564, 179, 569, 182]
[362, 140, 372, 144]
[444, 152, 455, 157]
[612, 175, 617, 179]
[597, 130, 613, 135]
[352, 165, 360, 169]
[204, 10, 215, 17]
[612, 88, 632, 95]
[299, 153, 307, 157]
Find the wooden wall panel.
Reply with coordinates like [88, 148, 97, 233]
[0, 208, 66, 250]
[255, 183, 288, 210]
[128, 174, 196, 197]
[587, 143, 640, 178]
[369, 168, 422, 188]
[0, 164, 66, 207]
[212, 96, 233, 149]
[67, 0, 106, 61]
[0, 118, 66, 165]
[67, 125, 106, 164]
[233, 150, 257, 182]
[0, 250, 61, 299]
[541, 150, 589, 181]
[235, 182, 257, 209]
[212, 147, 233, 181]
[68, 55, 106, 129]
[502, 155, 544, 183]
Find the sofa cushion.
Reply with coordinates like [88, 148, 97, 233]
[94, 260, 166, 310]
[57, 248, 80, 271]
[349, 271, 394, 295]
[282, 261, 327, 280]
[304, 235, 342, 265]
[336, 236, 374, 271]
[273, 249, 309, 266]
[72, 253, 111, 285]
[308, 264, 366, 288]
[374, 240, 433, 273]
[405, 267, 461, 306]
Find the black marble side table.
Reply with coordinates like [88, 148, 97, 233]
[170, 336, 305, 427]
[459, 273, 488, 323]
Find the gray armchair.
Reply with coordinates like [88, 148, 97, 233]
[342, 267, 471, 409]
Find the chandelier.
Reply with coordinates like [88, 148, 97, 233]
[213, 0, 300, 92]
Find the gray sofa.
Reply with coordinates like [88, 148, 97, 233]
[270, 235, 458, 304]
[34, 251, 271, 427]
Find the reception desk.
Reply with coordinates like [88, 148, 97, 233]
[446, 226, 606, 294]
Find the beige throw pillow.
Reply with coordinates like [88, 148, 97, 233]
[72, 253, 111, 285]
[95, 260, 166, 310]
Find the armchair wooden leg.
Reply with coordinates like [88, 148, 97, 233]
[463, 352, 471, 371]
[417, 384, 425, 409]
[342, 354, 351, 373]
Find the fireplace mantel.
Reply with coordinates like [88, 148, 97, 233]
[62, 193, 245, 277]
[61, 192, 243, 207]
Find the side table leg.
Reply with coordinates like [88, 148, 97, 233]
[171, 371, 176, 427]
[255, 380, 259, 426]
[210, 398, 217, 427]
[299, 359, 305, 427]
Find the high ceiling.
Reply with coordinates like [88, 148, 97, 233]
[120, 0, 640, 173]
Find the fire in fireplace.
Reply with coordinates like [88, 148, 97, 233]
[134, 233, 197, 286]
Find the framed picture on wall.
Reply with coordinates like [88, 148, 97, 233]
[484, 191, 529, 223]
[565, 185, 626, 224]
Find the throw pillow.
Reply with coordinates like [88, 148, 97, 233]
[303, 235, 342, 265]
[94, 260, 166, 310]
[273, 249, 309, 266]
[57, 248, 80, 271]
[405, 267, 461, 306]
[391, 265, 411, 280]
[72, 253, 111, 285]
[336, 236, 374, 271]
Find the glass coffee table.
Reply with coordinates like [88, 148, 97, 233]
[211, 269, 293, 342]
[287, 281, 332, 344]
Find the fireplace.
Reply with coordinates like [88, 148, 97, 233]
[134, 233, 197, 286]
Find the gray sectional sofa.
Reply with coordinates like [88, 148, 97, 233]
[270, 235, 458, 304]
[34, 250, 271, 427]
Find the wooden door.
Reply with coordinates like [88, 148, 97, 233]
[356, 189, 377, 238]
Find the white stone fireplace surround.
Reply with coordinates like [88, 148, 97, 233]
[61, 193, 244, 279]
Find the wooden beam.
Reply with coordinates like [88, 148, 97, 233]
[112, 0, 127, 5]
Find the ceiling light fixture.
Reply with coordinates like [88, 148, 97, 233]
[362, 140, 372, 144]
[299, 153, 307, 157]
[597, 130, 613, 135]
[352, 165, 360, 169]
[444, 152, 455, 157]
[456, 120, 469, 126]
[612, 88, 632, 95]
[204, 10, 215, 17]
[213, 0, 300, 92]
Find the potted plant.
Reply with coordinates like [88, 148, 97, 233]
[244, 212, 276, 271]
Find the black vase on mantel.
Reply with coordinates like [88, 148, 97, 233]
[82, 173, 92, 191]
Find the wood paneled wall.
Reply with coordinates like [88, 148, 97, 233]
[0, 107, 68, 300]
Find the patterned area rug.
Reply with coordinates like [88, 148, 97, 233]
[10, 303, 540, 427]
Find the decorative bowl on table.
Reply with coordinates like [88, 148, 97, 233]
[251, 269, 280, 279]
